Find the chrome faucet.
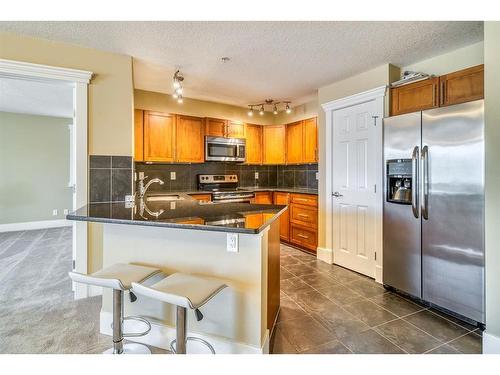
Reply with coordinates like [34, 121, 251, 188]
[138, 175, 165, 198]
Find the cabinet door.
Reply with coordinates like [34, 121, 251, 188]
[440, 65, 484, 107]
[134, 109, 144, 161]
[205, 118, 227, 137]
[245, 123, 263, 164]
[303, 117, 318, 163]
[227, 121, 245, 138]
[263, 125, 286, 164]
[175, 115, 205, 163]
[254, 191, 273, 204]
[390, 77, 439, 116]
[286, 121, 304, 164]
[188, 193, 212, 202]
[143, 111, 175, 162]
[273, 192, 290, 241]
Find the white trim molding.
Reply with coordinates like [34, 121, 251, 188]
[0, 58, 92, 84]
[483, 331, 500, 354]
[100, 311, 269, 354]
[0, 219, 72, 233]
[0, 59, 91, 299]
[321, 85, 387, 284]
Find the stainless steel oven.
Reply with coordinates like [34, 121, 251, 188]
[205, 136, 245, 162]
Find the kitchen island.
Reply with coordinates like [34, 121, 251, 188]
[67, 195, 286, 354]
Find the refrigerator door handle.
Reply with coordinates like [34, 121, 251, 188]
[411, 146, 419, 219]
[421, 145, 429, 220]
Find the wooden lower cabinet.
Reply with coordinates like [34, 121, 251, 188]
[253, 191, 273, 204]
[273, 192, 290, 241]
[188, 193, 212, 202]
[290, 224, 318, 252]
[290, 204, 317, 227]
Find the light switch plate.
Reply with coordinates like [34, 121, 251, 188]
[255, 172, 259, 179]
[138, 172, 145, 180]
[170, 172, 176, 180]
[52, 209, 58, 216]
[227, 233, 239, 253]
[170, 202, 176, 210]
[63, 209, 69, 215]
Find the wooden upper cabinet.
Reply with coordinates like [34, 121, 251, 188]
[175, 115, 205, 163]
[286, 121, 304, 164]
[143, 111, 175, 162]
[227, 121, 245, 138]
[134, 109, 144, 161]
[245, 123, 263, 165]
[205, 117, 227, 137]
[263, 125, 286, 165]
[303, 117, 318, 163]
[391, 77, 439, 116]
[440, 65, 484, 107]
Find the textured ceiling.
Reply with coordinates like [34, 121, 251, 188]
[0, 77, 73, 118]
[0, 21, 483, 108]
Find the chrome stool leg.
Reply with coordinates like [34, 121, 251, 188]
[169, 306, 216, 354]
[103, 289, 151, 354]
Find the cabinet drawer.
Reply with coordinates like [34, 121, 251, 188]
[188, 193, 212, 202]
[290, 204, 317, 227]
[253, 191, 273, 204]
[290, 193, 318, 207]
[290, 224, 317, 252]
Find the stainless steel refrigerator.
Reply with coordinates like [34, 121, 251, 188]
[383, 99, 484, 324]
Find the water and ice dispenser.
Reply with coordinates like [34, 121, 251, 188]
[386, 159, 413, 204]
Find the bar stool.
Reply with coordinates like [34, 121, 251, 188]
[131, 273, 227, 354]
[69, 263, 162, 354]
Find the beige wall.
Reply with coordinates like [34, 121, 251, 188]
[0, 112, 73, 224]
[135, 89, 275, 125]
[401, 41, 484, 77]
[316, 64, 398, 249]
[0, 32, 134, 156]
[484, 22, 500, 343]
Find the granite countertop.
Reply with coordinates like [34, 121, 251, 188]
[67, 194, 287, 234]
[185, 187, 318, 195]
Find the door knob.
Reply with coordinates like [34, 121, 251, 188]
[332, 192, 343, 197]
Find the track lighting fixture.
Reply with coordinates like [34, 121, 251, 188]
[172, 69, 184, 104]
[246, 99, 292, 116]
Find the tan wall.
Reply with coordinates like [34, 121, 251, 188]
[316, 64, 397, 249]
[273, 99, 319, 124]
[401, 41, 484, 77]
[0, 32, 134, 156]
[484, 22, 500, 341]
[135, 89, 275, 125]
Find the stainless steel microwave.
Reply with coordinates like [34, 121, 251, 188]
[205, 136, 246, 162]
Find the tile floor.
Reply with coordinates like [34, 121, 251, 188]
[271, 244, 483, 354]
[0, 228, 482, 354]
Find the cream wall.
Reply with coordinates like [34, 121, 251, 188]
[274, 99, 319, 124]
[401, 41, 484, 76]
[484, 22, 500, 348]
[316, 64, 399, 249]
[0, 32, 134, 156]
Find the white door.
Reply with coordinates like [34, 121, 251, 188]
[331, 100, 377, 277]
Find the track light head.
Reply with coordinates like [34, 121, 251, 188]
[273, 104, 278, 115]
[247, 106, 253, 116]
[285, 102, 292, 114]
[259, 105, 265, 116]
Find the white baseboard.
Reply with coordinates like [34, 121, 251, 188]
[375, 265, 383, 284]
[317, 247, 333, 264]
[100, 311, 268, 354]
[0, 219, 72, 233]
[483, 331, 500, 353]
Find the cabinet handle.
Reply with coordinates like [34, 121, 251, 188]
[297, 233, 309, 239]
[297, 213, 309, 218]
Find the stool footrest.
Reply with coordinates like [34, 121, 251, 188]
[111, 316, 152, 338]
[170, 337, 216, 354]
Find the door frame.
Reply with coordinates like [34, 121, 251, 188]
[0, 58, 93, 298]
[321, 86, 386, 283]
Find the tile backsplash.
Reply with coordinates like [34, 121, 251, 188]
[134, 162, 318, 193]
[89, 155, 133, 203]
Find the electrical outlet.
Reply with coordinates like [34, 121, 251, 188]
[138, 172, 145, 179]
[63, 209, 69, 215]
[170, 172, 176, 180]
[52, 209, 58, 216]
[227, 233, 239, 253]
[315, 172, 319, 180]
[170, 202, 176, 210]
[254, 172, 259, 179]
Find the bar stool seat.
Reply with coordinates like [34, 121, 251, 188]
[69, 263, 162, 354]
[132, 273, 227, 354]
